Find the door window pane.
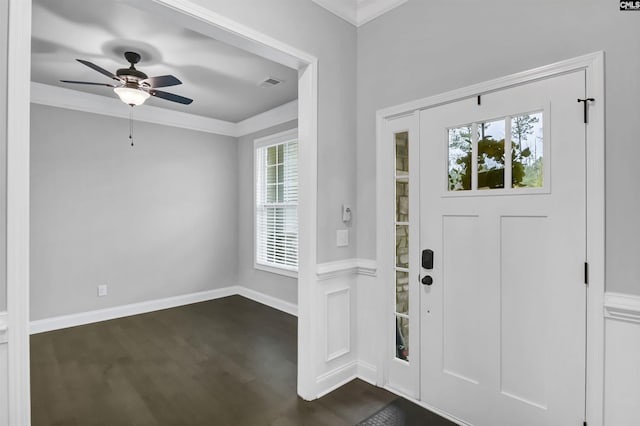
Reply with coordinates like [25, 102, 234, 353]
[396, 316, 410, 361]
[396, 180, 409, 222]
[395, 132, 409, 176]
[511, 112, 543, 188]
[396, 225, 409, 268]
[478, 119, 506, 190]
[396, 271, 409, 314]
[448, 126, 473, 191]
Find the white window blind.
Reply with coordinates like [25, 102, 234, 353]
[255, 131, 298, 273]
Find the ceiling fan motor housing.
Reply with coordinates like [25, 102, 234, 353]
[117, 52, 148, 83]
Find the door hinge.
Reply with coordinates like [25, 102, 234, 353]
[577, 98, 595, 123]
[584, 262, 589, 285]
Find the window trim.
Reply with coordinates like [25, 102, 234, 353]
[253, 128, 299, 278]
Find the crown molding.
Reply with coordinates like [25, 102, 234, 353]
[312, 0, 407, 26]
[236, 99, 298, 136]
[30, 82, 297, 138]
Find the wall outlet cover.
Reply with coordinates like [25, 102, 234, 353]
[98, 284, 108, 297]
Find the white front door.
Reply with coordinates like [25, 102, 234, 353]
[419, 71, 587, 425]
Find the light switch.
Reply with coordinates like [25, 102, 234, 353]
[337, 229, 349, 247]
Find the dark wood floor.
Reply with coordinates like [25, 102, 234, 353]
[31, 295, 453, 425]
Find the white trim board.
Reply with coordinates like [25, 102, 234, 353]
[311, 0, 407, 27]
[236, 286, 298, 317]
[316, 258, 377, 280]
[31, 82, 298, 138]
[30, 286, 297, 335]
[6, 0, 33, 424]
[604, 292, 640, 324]
[0, 312, 7, 344]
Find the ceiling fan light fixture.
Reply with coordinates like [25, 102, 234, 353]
[114, 86, 150, 106]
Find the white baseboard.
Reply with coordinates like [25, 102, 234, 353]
[316, 360, 359, 398]
[30, 285, 298, 334]
[357, 360, 378, 386]
[236, 286, 298, 317]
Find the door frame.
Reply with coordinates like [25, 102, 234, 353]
[6, 0, 319, 423]
[376, 52, 605, 425]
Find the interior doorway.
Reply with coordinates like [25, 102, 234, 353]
[5, 0, 318, 423]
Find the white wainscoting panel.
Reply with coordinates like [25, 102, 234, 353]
[356, 271, 380, 385]
[604, 292, 640, 426]
[314, 261, 360, 397]
[325, 287, 350, 361]
[0, 311, 7, 426]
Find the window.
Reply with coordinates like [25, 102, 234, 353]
[255, 129, 298, 277]
[447, 111, 544, 193]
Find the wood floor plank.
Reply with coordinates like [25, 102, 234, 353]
[31, 295, 451, 425]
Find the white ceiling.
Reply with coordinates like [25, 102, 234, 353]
[31, 0, 298, 123]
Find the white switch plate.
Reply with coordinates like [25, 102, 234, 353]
[98, 284, 108, 297]
[337, 229, 349, 247]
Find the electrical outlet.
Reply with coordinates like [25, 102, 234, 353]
[337, 229, 349, 247]
[97, 284, 108, 297]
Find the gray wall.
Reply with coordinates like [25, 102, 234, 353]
[191, 0, 358, 263]
[0, 0, 7, 312]
[30, 104, 238, 320]
[237, 120, 298, 305]
[357, 0, 640, 295]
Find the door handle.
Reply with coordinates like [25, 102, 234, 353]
[422, 249, 434, 269]
[421, 275, 433, 286]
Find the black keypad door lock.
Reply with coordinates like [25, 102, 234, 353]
[422, 249, 434, 269]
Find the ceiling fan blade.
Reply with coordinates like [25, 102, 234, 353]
[60, 80, 117, 87]
[142, 75, 182, 88]
[150, 89, 193, 105]
[76, 59, 120, 81]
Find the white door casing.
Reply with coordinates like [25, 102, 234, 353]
[6, 0, 321, 422]
[420, 71, 586, 425]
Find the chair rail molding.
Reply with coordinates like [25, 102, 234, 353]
[0, 312, 7, 344]
[604, 292, 640, 323]
[316, 258, 377, 280]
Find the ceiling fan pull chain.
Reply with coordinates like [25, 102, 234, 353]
[129, 106, 134, 147]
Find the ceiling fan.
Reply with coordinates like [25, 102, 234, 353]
[61, 51, 193, 107]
